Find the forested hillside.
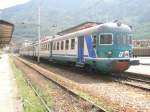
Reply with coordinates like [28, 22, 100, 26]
[1, 0, 150, 41]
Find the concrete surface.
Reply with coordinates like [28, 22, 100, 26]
[0, 54, 21, 112]
[127, 64, 150, 76]
[138, 57, 150, 65]
[132, 57, 150, 65]
[127, 57, 150, 76]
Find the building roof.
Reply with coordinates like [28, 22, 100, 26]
[57, 21, 102, 36]
[0, 20, 14, 48]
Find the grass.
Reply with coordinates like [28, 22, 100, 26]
[33, 81, 53, 109]
[10, 58, 47, 112]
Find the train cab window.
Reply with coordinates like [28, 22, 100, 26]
[93, 35, 96, 48]
[100, 34, 113, 45]
[71, 39, 75, 49]
[65, 40, 69, 50]
[61, 41, 64, 50]
[57, 42, 59, 50]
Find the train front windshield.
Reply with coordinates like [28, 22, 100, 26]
[99, 34, 113, 45]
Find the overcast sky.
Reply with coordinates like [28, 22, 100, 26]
[0, 0, 30, 9]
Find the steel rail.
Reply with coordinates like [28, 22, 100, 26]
[111, 73, 150, 91]
[22, 74, 52, 112]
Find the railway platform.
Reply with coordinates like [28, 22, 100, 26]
[138, 57, 150, 65]
[126, 64, 150, 76]
[0, 54, 22, 112]
[127, 57, 150, 76]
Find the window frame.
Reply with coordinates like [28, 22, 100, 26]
[65, 40, 69, 50]
[61, 41, 64, 50]
[57, 41, 59, 50]
[71, 38, 75, 50]
[99, 33, 113, 45]
[53, 42, 55, 50]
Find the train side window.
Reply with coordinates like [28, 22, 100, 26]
[48, 43, 50, 50]
[71, 39, 75, 49]
[45, 44, 46, 50]
[57, 42, 59, 50]
[53, 42, 54, 50]
[46, 44, 47, 50]
[65, 40, 69, 50]
[100, 34, 113, 45]
[46, 43, 48, 50]
[49, 42, 51, 50]
[47, 43, 49, 50]
[93, 35, 96, 48]
[43, 44, 45, 50]
[61, 41, 64, 50]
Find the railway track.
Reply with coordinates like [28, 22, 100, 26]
[25, 79, 52, 112]
[22, 56, 150, 92]
[14, 56, 150, 111]
[20, 56, 150, 91]
[15, 56, 108, 112]
[111, 73, 150, 91]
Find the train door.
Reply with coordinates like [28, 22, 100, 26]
[77, 36, 84, 64]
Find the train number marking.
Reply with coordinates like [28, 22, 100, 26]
[119, 52, 124, 57]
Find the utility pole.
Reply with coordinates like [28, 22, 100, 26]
[0, 10, 2, 19]
[37, 7, 41, 63]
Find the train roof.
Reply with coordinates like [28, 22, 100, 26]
[52, 22, 132, 41]
[21, 22, 132, 48]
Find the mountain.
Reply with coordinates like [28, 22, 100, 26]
[1, 0, 150, 41]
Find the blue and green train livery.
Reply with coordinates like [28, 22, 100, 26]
[20, 22, 139, 73]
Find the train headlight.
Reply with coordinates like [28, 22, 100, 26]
[124, 51, 129, 57]
[107, 51, 112, 57]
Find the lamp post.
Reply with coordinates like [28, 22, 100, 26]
[0, 10, 2, 19]
[15, 7, 41, 63]
[37, 7, 41, 63]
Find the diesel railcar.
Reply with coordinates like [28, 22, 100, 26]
[20, 22, 139, 73]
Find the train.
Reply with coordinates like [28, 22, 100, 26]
[20, 22, 139, 73]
